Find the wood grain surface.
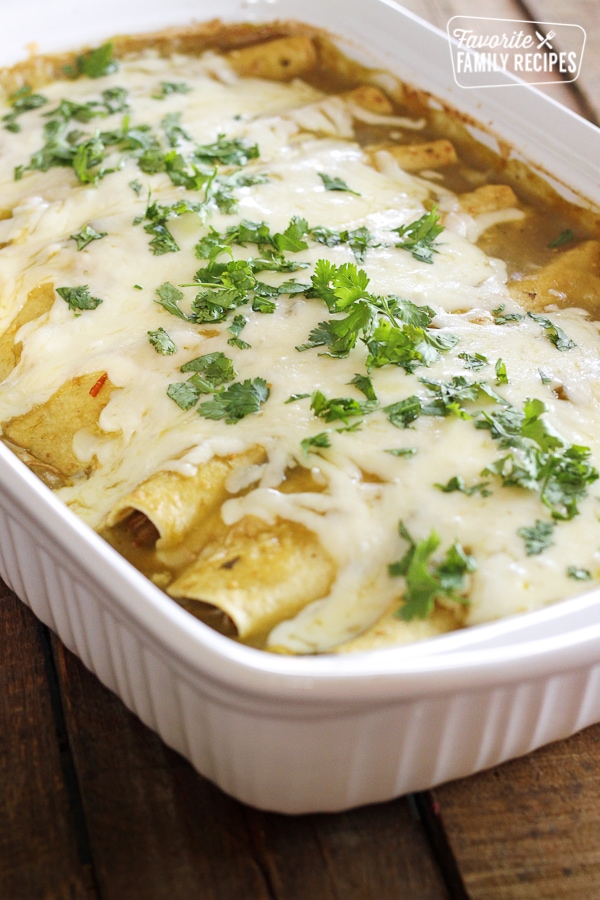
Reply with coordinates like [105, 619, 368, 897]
[1, 2, 600, 898]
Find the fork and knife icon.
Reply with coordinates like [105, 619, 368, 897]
[536, 29, 556, 49]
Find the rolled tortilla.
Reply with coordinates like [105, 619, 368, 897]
[508, 240, 600, 315]
[331, 604, 462, 654]
[105, 445, 266, 553]
[380, 138, 458, 172]
[2, 371, 113, 478]
[342, 84, 394, 114]
[167, 513, 335, 642]
[0, 282, 55, 381]
[458, 183, 519, 216]
[226, 36, 317, 81]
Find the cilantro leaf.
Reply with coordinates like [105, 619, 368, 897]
[342, 226, 379, 263]
[70, 224, 107, 250]
[309, 224, 379, 263]
[155, 282, 189, 319]
[273, 216, 309, 253]
[492, 304, 525, 325]
[56, 284, 103, 312]
[517, 519, 555, 556]
[495, 358, 508, 384]
[435, 475, 491, 496]
[567, 566, 592, 581]
[301, 431, 332, 456]
[393, 206, 444, 264]
[297, 301, 374, 357]
[479, 398, 598, 520]
[65, 43, 118, 79]
[385, 447, 417, 457]
[3, 86, 47, 132]
[458, 351, 488, 371]
[166, 381, 203, 411]
[227, 314, 251, 349]
[318, 172, 360, 195]
[198, 377, 269, 423]
[180, 351, 236, 381]
[310, 390, 377, 424]
[152, 81, 192, 100]
[384, 396, 422, 429]
[161, 111, 192, 147]
[72, 135, 108, 184]
[148, 327, 177, 355]
[548, 228, 575, 248]
[192, 134, 259, 167]
[527, 312, 576, 351]
[167, 352, 237, 410]
[349, 373, 377, 402]
[389, 522, 475, 620]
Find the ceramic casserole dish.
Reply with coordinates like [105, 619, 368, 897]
[1, 0, 600, 813]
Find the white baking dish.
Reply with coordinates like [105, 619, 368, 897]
[1, 0, 600, 813]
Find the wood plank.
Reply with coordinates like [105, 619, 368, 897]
[0, 585, 97, 899]
[53, 638, 449, 899]
[244, 799, 450, 899]
[432, 725, 600, 898]
[524, 0, 600, 123]
[51, 637, 272, 900]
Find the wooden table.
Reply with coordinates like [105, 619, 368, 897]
[2, 2, 600, 897]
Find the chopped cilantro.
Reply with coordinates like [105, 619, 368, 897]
[198, 377, 269, 423]
[492, 304, 525, 325]
[349, 373, 377, 402]
[435, 475, 491, 497]
[56, 284, 103, 312]
[458, 351, 488, 371]
[567, 566, 592, 581]
[180, 351, 235, 380]
[155, 282, 189, 319]
[318, 172, 360, 195]
[389, 522, 475, 620]
[393, 206, 444, 264]
[548, 228, 575, 248]
[161, 111, 192, 147]
[166, 381, 203, 411]
[192, 134, 259, 167]
[419, 375, 506, 420]
[517, 519, 555, 556]
[384, 396, 422, 429]
[385, 447, 417, 457]
[152, 81, 192, 100]
[72, 135, 108, 184]
[310, 390, 377, 424]
[167, 352, 236, 409]
[495, 358, 508, 384]
[148, 327, 177, 355]
[273, 216, 309, 253]
[479, 398, 598, 520]
[70, 224, 107, 251]
[301, 431, 332, 455]
[527, 312, 576, 351]
[227, 314, 251, 349]
[3, 86, 47, 132]
[298, 259, 457, 371]
[65, 43, 118, 79]
[309, 224, 380, 263]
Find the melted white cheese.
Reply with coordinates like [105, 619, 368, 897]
[1, 48, 600, 653]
